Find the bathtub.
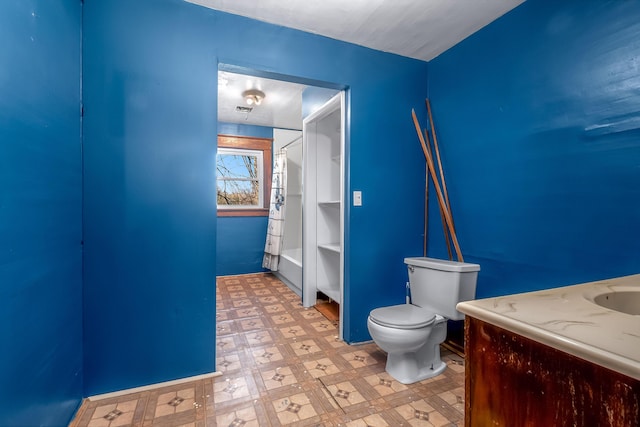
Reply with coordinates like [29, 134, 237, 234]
[275, 248, 302, 296]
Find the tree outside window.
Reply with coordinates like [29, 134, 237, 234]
[217, 148, 263, 208]
[216, 135, 272, 217]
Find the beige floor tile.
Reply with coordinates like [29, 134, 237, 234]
[246, 330, 274, 346]
[90, 403, 117, 419]
[261, 366, 298, 390]
[364, 372, 409, 396]
[326, 381, 367, 408]
[303, 357, 341, 378]
[291, 339, 321, 356]
[345, 413, 391, 427]
[251, 345, 284, 365]
[272, 392, 317, 424]
[72, 273, 466, 427]
[215, 405, 262, 427]
[279, 325, 306, 339]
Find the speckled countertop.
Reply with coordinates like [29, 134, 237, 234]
[456, 274, 640, 380]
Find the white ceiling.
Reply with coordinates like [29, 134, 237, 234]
[218, 71, 308, 129]
[186, 0, 525, 62]
[209, 0, 526, 128]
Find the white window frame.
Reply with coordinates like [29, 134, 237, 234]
[216, 147, 264, 209]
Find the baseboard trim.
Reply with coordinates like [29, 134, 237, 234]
[350, 339, 374, 345]
[88, 371, 223, 401]
[216, 271, 270, 278]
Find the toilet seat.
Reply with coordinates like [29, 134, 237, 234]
[369, 304, 435, 329]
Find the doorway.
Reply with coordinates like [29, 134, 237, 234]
[216, 66, 347, 338]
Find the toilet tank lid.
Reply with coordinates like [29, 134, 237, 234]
[404, 257, 480, 272]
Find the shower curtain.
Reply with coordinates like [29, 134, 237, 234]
[262, 149, 287, 271]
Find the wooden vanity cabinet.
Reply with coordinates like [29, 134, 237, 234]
[464, 317, 640, 427]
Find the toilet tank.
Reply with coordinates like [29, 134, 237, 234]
[405, 257, 480, 321]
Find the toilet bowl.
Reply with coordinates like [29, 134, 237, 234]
[367, 304, 447, 384]
[368, 257, 480, 384]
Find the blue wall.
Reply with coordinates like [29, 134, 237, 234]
[217, 217, 269, 275]
[428, 0, 640, 298]
[82, 0, 218, 395]
[0, 1, 82, 425]
[7, 0, 638, 415]
[82, 0, 428, 394]
[217, 122, 271, 276]
[218, 122, 273, 139]
[7, 0, 639, 418]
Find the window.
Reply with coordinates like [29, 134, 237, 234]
[217, 135, 272, 216]
[217, 148, 263, 208]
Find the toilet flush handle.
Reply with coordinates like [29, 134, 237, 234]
[406, 282, 411, 304]
[408, 265, 415, 273]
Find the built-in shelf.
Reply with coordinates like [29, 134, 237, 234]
[303, 93, 343, 314]
[318, 243, 340, 253]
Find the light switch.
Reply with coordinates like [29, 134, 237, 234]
[353, 191, 362, 206]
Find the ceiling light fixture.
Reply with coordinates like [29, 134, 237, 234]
[242, 89, 265, 106]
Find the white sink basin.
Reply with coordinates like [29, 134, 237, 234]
[592, 291, 640, 315]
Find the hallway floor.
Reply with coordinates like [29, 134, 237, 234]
[70, 273, 465, 426]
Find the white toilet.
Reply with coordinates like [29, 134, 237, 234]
[367, 257, 480, 384]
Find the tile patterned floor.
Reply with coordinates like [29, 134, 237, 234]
[70, 273, 465, 427]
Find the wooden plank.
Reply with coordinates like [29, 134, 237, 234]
[412, 109, 464, 262]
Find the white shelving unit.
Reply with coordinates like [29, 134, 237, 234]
[302, 93, 344, 314]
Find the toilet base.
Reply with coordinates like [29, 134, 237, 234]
[382, 319, 448, 384]
[385, 346, 447, 384]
